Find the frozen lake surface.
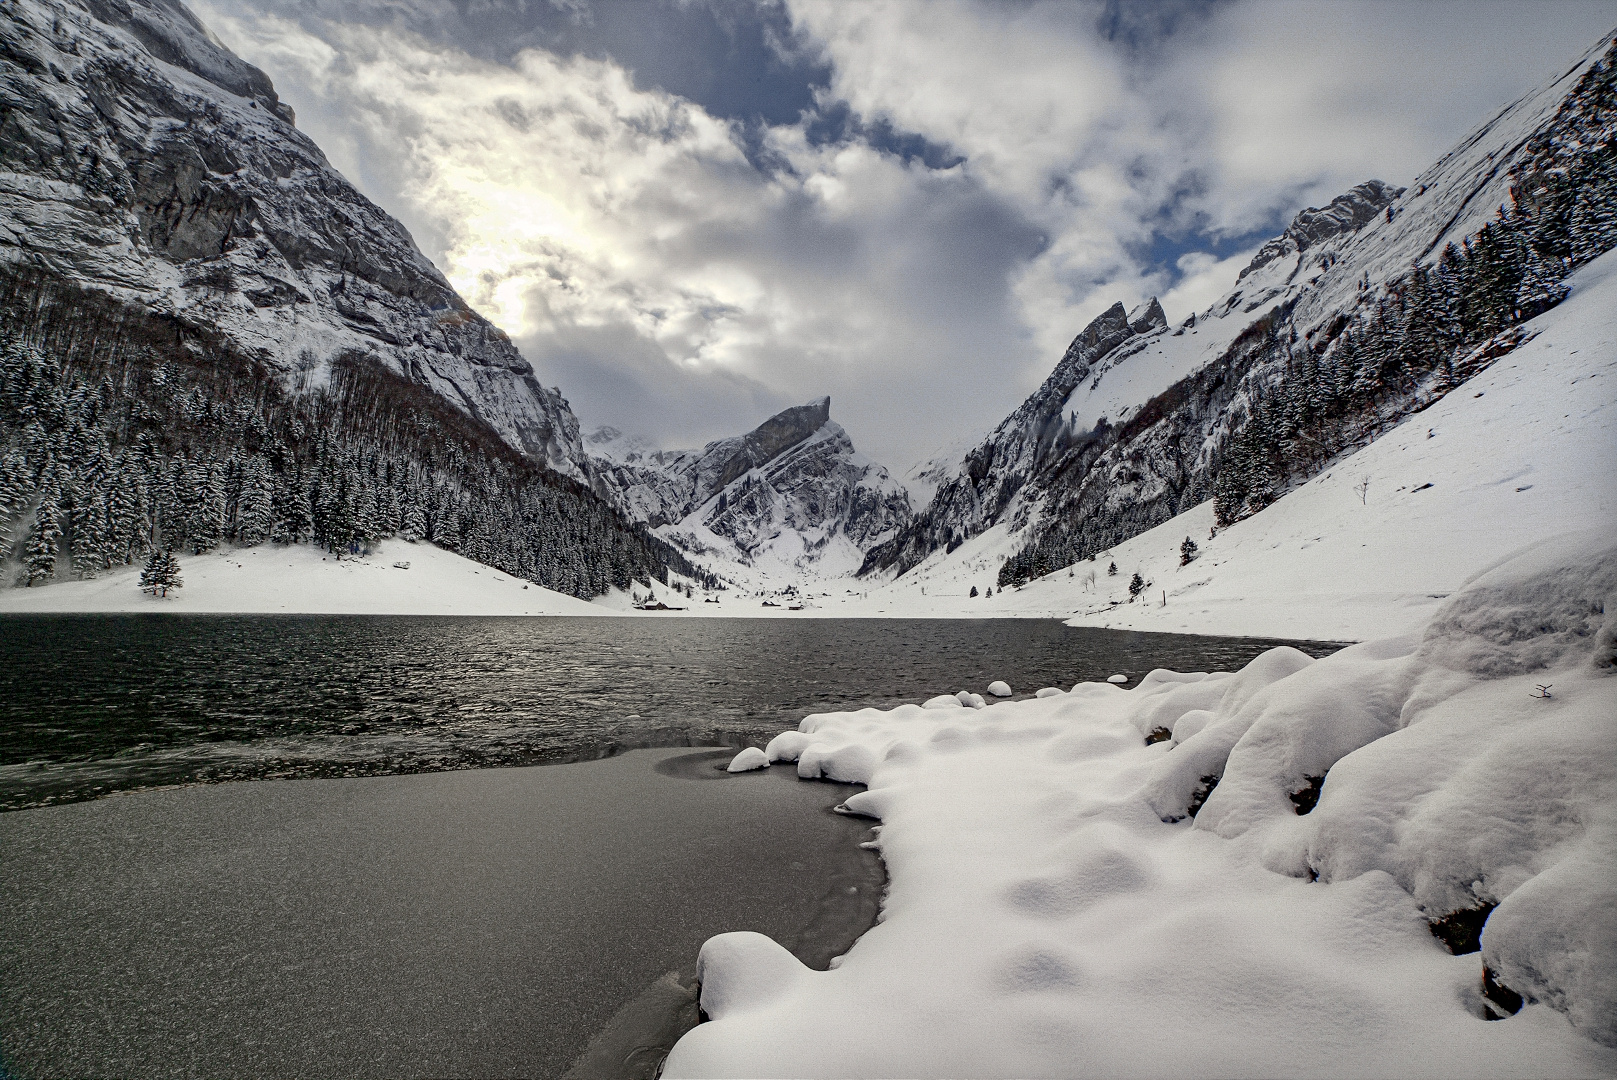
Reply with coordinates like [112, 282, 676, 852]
[0, 749, 885, 1079]
[0, 615, 1342, 811]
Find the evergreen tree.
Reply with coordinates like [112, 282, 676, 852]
[69, 488, 109, 579]
[139, 548, 183, 597]
[235, 456, 275, 546]
[273, 472, 314, 544]
[400, 501, 427, 542]
[1569, 165, 1617, 262]
[1514, 244, 1570, 320]
[24, 488, 62, 585]
[1128, 572, 1146, 600]
[1180, 536, 1199, 565]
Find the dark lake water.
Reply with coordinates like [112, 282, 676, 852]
[0, 615, 1344, 811]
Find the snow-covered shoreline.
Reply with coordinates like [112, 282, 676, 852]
[666, 533, 1617, 1077]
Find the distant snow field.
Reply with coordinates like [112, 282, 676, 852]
[0, 538, 603, 616]
[665, 533, 1617, 1076]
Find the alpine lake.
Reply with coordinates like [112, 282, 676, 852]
[0, 616, 1344, 1080]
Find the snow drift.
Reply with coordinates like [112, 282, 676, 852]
[665, 534, 1617, 1077]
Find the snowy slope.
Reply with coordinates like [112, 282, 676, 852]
[668, 533, 1617, 1076]
[868, 33, 1614, 585]
[0, 538, 605, 615]
[848, 248, 1617, 640]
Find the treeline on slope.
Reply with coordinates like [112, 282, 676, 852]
[0, 265, 710, 597]
[997, 45, 1617, 589]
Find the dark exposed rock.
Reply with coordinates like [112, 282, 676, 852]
[1482, 964, 1525, 1019]
[1428, 903, 1497, 955]
[1185, 773, 1220, 819]
[1289, 774, 1327, 815]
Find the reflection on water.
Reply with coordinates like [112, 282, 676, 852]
[0, 615, 1343, 810]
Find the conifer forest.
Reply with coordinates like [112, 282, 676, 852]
[0, 268, 698, 598]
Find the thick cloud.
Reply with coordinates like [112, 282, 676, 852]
[195, 0, 1616, 468]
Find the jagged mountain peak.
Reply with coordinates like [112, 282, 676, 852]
[739, 396, 833, 466]
[1239, 179, 1404, 281]
[1128, 298, 1168, 335]
[589, 395, 910, 580]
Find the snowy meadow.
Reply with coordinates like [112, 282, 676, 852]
[670, 533, 1617, 1077]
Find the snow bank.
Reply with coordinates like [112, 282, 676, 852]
[0, 539, 606, 616]
[665, 534, 1617, 1077]
[726, 748, 770, 773]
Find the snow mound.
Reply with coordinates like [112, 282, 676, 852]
[1106, 673, 1129, 684]
[986, 681, 1012, 698]
[726, 747, 769, 773]
[664, 534, 1617, 1076]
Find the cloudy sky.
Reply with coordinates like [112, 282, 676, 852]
[193, 0, 1617, 468]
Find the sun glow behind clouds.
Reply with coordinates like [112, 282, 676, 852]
[198, 0, 1617, 464]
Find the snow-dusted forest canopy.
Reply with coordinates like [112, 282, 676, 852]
[0, 267, 703, 597]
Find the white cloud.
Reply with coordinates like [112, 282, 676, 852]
[196, 0, 1617, 468]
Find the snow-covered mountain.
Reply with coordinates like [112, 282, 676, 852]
[590, 398, 911, 581]
[0, 0, 591, 477]
[864, 31, 1617, 585]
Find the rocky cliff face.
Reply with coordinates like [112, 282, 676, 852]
[0, 0, 591, 477]
[1238, 180, 1403, 282]
[591, 398, 911, 578]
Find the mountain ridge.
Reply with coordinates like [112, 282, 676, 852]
[590, 397, 911, 581]
[0, 0, 593, 477]
[862, 29, 1616, 588]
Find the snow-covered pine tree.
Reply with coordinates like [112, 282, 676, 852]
[234, 456, 275, 545]
[69, 487, 110, 579]
[400, 501, 427, 542]
[105, 462, 150, 565]
[1514, 242, 1571, 320]
[0, 448, 31, 553]
[272, 472, 313, 544]
[24, 487, 62, 585]
[139, 548, 183, 597]
[1569, 156, 1617, 263]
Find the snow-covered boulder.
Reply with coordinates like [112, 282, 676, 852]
[986, 681, 1013, 697]
[726, 747, 769, 773]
